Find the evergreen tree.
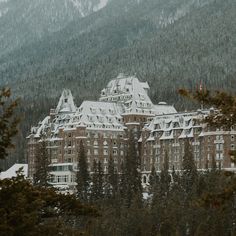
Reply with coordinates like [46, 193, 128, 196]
[160, 150, 171, 196]
[91, 160, 104, 203]
[118, 161, 127, 200]
[106, 156, 118, 200]
[33, 135, 51, 187]
[0, 171, 97, 235]
[97, 161, 104, 200]
[91, 159, 98, 202]
[211, 154, 217, 171]
[0, 88, 20, 161]
[181, 139, 198, 235]
[171, 165, 179, 184]
[123, 131, 142, 208]
[76, 140, 90, 203]
[182, 139, 198, 194]
[149, 165, 158, 196]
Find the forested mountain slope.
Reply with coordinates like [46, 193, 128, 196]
[0, 0, 235, 166]
[0, 0, 234, 106]
[0, 0, 110, 57]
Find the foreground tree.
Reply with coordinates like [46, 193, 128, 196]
[105, 156, 118, 201]
[180, 88, 236, 235]
[76, 140, 90, 203]
[0, 88, 20, 160]
[91, 160, 104, 203]
[179, 89, 236, 130]
[149, 165, 158, 196]
[182, 139, 198, 194]
[122, 132, 142, 208]
[0, 170, 97, 235]
[33, 135, 51, 187]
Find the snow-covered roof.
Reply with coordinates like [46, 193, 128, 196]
[146, 110, 210, 137]
[56, 89, 76, 114]
[154, 103, 177, 115]
[0, 164, 28, 179]
[75, 101, 125, 130]
[99, 74, 156, 115]
[31, 116, 51, 138]
[28, 74, 180, 140]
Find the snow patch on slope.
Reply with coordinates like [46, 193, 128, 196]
[0, 0, 8, 18]
[69, 0, 109, 17]
[0, 7, 8, 17]
[158, 0, 215, 28]
[93, 0, 109, 12]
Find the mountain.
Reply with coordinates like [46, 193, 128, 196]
[0, 0, 110, 57]
[0, 0, 235, 166]
[0, 0, 235, 104]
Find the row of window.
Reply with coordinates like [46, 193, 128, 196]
[50, 175, 75, 183]
[87, 149, 124, 156]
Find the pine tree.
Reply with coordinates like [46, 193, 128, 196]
[211, 154, 217, 171]
[123, 131, 142, 208]
[0, 170, 97, 235]
[181, 139, 199, 235]
[0, 88, 20, 161]
[182, 139, 198, 194]
[33, 135, 51, 187]
[106, 156, 118, 200]
[97, 161, 104, 200]
[76, 140, 90, 203]
[160, 150, 171, 196]
[91, 159, 98, 202]
[149, 165, 158, 196]
[171, 165, 179, 184]
[119, 161, 127, 199]
[91, 160, 104, 203]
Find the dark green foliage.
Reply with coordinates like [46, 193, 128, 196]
[0, 88, 20, 160]
[0, 172, 98, 235]
[180, 88, 236, 163]
[179, 89, 236, 130]
[76, 140, 90, 203]
[105, 156, 118, 200]
[160, 150, 171, 196]
[91, 160, 104, 203]
[149, 165, 158, 195]
[33, 136, 51, 187]
[182, 139, 198, 194]
[0, 89, 97, 235]
[118, 161, 126, 199]
[122, 132, 142, 208]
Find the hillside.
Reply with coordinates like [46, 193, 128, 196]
[0, 0, 235, 106]
[0, 0, 110, 57]
[0, 0, 235, 166]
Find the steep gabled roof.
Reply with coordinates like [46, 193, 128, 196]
[56, 89, 76, 114]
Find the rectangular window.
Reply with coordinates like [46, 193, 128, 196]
[103, 149, 108, 155]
